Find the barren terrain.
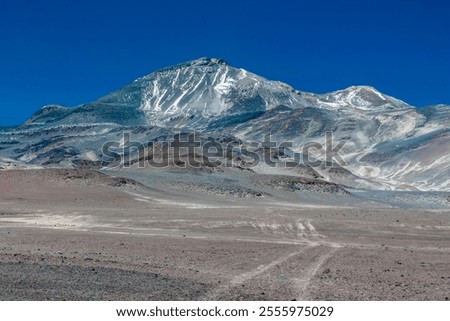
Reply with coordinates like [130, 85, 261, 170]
[0, 169, 449, 300]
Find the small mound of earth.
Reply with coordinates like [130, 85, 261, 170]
[251, 175, 350, 195]
[171, 181, 270, 199]
[4, 169, 145, 190]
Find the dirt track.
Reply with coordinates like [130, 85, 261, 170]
[1, 169, 449, 300]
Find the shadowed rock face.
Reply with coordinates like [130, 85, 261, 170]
[0, 58, 449, 191]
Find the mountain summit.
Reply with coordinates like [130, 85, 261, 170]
[75, 57, 315, 129]
[26, 58, 414, 129]
[2, 58, 450, 191]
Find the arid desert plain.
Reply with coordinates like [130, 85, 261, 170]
[1, 169, 449, 301]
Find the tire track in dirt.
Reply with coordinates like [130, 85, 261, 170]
[202, 247, 314, 300]
[203, 220, 339, 300]
[295, 246, 339, 300]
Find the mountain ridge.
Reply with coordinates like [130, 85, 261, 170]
[1, 57, 449, 192]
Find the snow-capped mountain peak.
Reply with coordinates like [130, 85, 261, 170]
[91, 57, 311, 128]
[3, 58, 449, 192]
[317, 85, 412, 111]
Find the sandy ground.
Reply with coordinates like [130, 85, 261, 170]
[0, 169, 449, 300]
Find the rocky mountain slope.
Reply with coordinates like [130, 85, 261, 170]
[1, 57, 449, 191]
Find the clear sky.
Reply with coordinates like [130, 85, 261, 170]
[1, 0, 449, 126]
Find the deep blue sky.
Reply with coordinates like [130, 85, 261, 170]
[1, 0, 449, 126]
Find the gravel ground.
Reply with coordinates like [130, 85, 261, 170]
[0, 169, 449, 301]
